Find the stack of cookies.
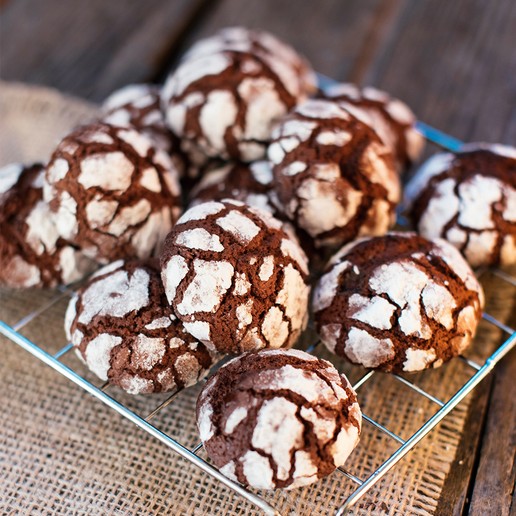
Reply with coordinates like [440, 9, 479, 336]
[2, 26, 514, 491]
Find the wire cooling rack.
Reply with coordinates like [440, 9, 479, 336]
[1, 81, 515, 515]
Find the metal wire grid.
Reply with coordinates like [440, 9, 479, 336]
[1, 101, 516, 515]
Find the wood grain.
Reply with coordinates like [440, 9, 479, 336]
[434, 379, 492, 516]
[90, 0, 214, 100]
[345, 0, 407, 84]
[0, 0, 215, 101]
[468, 357, 516, 516]
[468, 318, 516, 516]
[360, 0, 516, 143]
[155, 0, 385, 80]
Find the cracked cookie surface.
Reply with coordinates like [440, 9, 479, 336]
[44, 122, 182, 263]
[161, 26, 316, 162]
[189, 163, 319, 266]
[196, 348, 362, 489]
[268, 98, 400, 249]
[101, 83, 188, 174]
[405, 144, 516, 267]
[160, 200, 310, 353]
[65, 259, 217, 394]
[0, 162, 95, 287]
[319, 82, 424, 172]
[313, 232, 484, 373]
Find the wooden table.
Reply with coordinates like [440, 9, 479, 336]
[1, 1, 515, 514]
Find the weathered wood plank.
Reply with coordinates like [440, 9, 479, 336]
[504, 108, 516, 144]
[433, 379, 492, 516]
[361, 0, 516, 143]
[468, 321, 516, 515]
[91, 0, 214, 100]
[432, 273, 515, 515]
[468, 356, 516, 515]
[156, 0, 388, 81]
[345, 0, 408, 84]
[0, 0, 214, 101]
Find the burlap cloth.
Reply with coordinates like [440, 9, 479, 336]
[0, 81, 514, 516]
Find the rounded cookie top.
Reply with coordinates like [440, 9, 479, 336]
[320, 82, 425, 172]
[405, 144, 516, 267]
[196, 348, 362, 490]
[313, 232, 484, 373]
[182, 27, 315, 95]
[161, 26, 316, 162]
[189, 163, 319, 266]
[268, 98, 400, 248]
[101, 83, 188, 173]
[44, 122, 182, 264]
[189, 160, 275, 214]
[160, 200, 310, 353]
[0, 162, 95, 288]
[65, 259, 218, 395]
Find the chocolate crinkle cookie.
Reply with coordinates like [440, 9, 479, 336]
[101, 83, 188, 172]
[44, 122, 182, 264]
[0, 162, 95, 288]
[161, 26, 316, 163]
[319, 82, 425, 172]
[268, 98, 400, 249]
[196, 349, 362, 489]
[65, 259, 218, 395]
[313, 232, 484, 373]
[405, 143, 516, 267]
[160, 200, 310, 354]
[189, 162, 319, 266]
[189, 160, 275, 214]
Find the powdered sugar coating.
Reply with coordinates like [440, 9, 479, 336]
[0, 163, 95, 288]
[161, 27, 316, 162]
[176, 259, 234, 315]
[196, 349, 362, 489]
[269, 98, 400, 249]
[313, 232, 484, 372]
[321, 82, 425, 171]
[84, 334, 123, 380]
[44, 123, 182, 264]
[101, 84, 185, 170]
[405, 145, 516, 267]
[65, 260, 218, 394]
[160, 200, 310, 353]
[101, 84, 189, 179]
